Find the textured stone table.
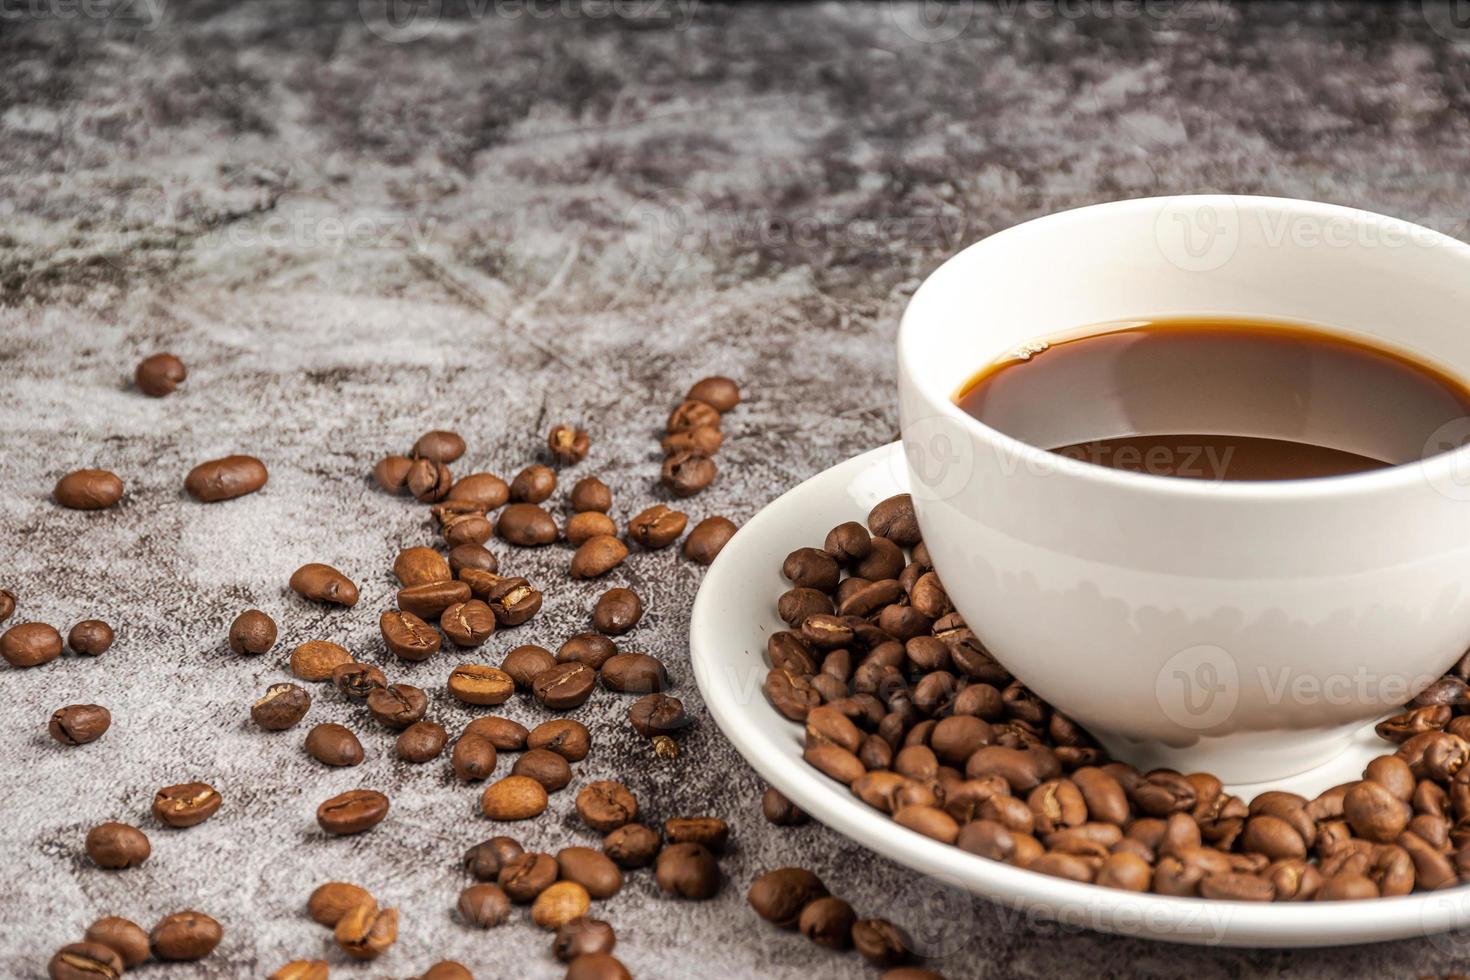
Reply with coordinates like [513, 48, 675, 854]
[4, 2, 1470, 977]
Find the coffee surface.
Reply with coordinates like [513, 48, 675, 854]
[955, 319, 1470, 481]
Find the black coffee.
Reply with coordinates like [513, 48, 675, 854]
[955, 318, 1470, 481]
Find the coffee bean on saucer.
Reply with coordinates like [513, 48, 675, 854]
[558, 633, 617, 669]
[152, 782, 221, 828]
[512, 748, 572, 792]
[227, 610, 274, 655]
[665, 816, 729, 852]
[533, 881, 592, 930]
[502, 644, 556, 689]
[485, 576, 543, 625]
[528, 719, 591, 761]
[85, 822, 150, 869]
[317, 789, 389, 835]
[375, 455, 413, 494]
[764, 669, 820, 721]
[54, 469, 124, 510]
[867, 494, 920, 548]
[481, 776, 549, 821]
[448, 472, 510, 509]
[655, 842, 720, 899]
[441, 600, 496, 647]
[332, 662, 387, 699]
[252, 683, 310, 730]
[576, 780, 638, 832]
[381, 609, 444, 661]
[687, 376, 740, 412]
[661, 450, 716, 497]
[627, 504, 687, 549]
[628, 693, 688, 737]
[554, 916, 616, 962]
[452, 734, 498, 781]
[394, 721, 447, 763]
[499, 503, 558, 546]
[306, 724, 365, 767]
[366, 683, 428, 729]
[748, 868, 828, 927]
[533, 662, 597, 710]
[1, 621, 63, 667]
[290, 640, 352, 681]
[289, 564, 358, 607]
[465, 716, 529, 751]
[135, 353, 186, 396]
[602, 823, 660, 869]
[458, 883, 511, 928]
[413, 430, 466, 463]
[511, 464, 557, 504]
[49, 942, 124, 980]
[600, 652, 669, 694]
[335, 904, 398, 960]
[566, 512, 618, 546]
[0, 589, 14, 624]
[799, 896, 855, 949]
[782, 548, 840, 592]
[571, 536, 628, 579]
[449, 543, 499, 576]
[591, 588, 642, 635]
[684, 516, 737, 564]
[761, 787, 809, 826]
[49, 704, 110, 745]
[667, 399, 720, 433]
[465, 836, 524, 880]
[185, 454, 268, 502]
[549, 426, 590, 464]
[569, 477, 611, 513]
[85, 917, 150, 967]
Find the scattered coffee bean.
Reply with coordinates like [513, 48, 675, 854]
[441, 600, 497, 647]
[448, 472, 510, 509]
[512, 747, 573, 792]
[381, 608, 444, 661]
[449, 542, 499, 575]
[414, 430, 466, 463]
[270, 961, 329, 980]
[465, 837, 524, 880]
[549, 426, 591, 465]
[252, 683, 311, 730]
[290, 640, 353, 681]
[499, 851, 558, 902]
[1, 621, 63, 667]
[185, 454, 268, 502]
[655, 842, 721, 899]
[394, 546, 451, 586]
[569, 477, 612, 513]
[408, 457, 453, 502]
[799, 896, 855, 949]
[600, 652, 669, 693]
[308, 882, 375, 926]
[762, 787, 809, 826]
[84, 916, 150, 967]
[305, 723, 365, 767]
[443, 512, 494, 547]
[628, 693, 688, 738]
[458, 883, 511, 928]
[748, 867, 828, 927]
[289, 563, 358, 607]
[452, 733, 497, 781]
[684, 516, 737, 564]
[576, 780, 638, 832]
[135, 352, 187, 396]
[534, 881, 592, 930]
[482, 775, 549, 821]
[335, 904, 397, 960]
[511, 464, 557, 504]
[558, 633, 618, 669]
[85, 822, 150, 869]
[556, 847, 623, 899]
[485, 576, 543, 625]
[0, 589, 14, 624]
[687, 376, 740, 412]
[49, 704, 111, 745]
[317, 789, 390, 835]
[366, 683, 428, 729]
[533, 662, 598, 710]
[150, 911, 221, 961]
[332, 661, 387, 699]
[416, 962, 472, 980]
[375, 455, 413, 494]
[528, 719, 592, 761]
[464, 716, 529, 751]
[665, 816, 729, 852]
[592, 587, 642, 635]
[152, 782, 221, 828]
[571, 535, 628, 579]
[566, 511, 619, 546]
[54, 469, 124, 510]
[602, 823, 660, 869]
[227, 610, 274, 655]
[502, 644, 557, 689]
[49, 942, 124, 980]
[852, 918, 911, 967]
[565, 953, 632, 980]
[628, 504, 687, 549]
[667, 399, 720, 433]
[447, 663, 514, 705]
[661, 450, 716, 497]
[397, 581, 472, 621]
[554, 916, 616, 962]
[661, 425, 723, 456]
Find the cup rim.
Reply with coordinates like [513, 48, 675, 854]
[898, 193, 1470, 501]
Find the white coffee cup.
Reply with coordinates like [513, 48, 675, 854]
[897, 195, 1470, 783]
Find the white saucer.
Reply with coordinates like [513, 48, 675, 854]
[690, 442, 1470, 948]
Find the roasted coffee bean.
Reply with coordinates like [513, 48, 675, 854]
[852, 918, 910, 968]
[665, 816, 729, 852]
[600, 652, 669, 694]
[413, 430, 466, 463]
[510, 464, 557, 504]
[394, 546, 451, 587]
[49, 942, 125, 979]
[570, 477, 612, 513]
[628, 504, 688, 549]
[441, 600, 497, 647]
[838, 578, 904, 618]
[867, 494, 920, 547]
[465, 837, 524, 880]
[305, 723, 365, 767]
[762, 787, 809, 826]
[1414, 676, 1470, 709]
[823, 521, 872, 564]
[447, 663, 514, 705]
[661, 450, 717, 496]
[227, 610, 274, 655]
[448, 472, 510, 509]
[453, 734, 498, 781]
[684, 516, 737, 564]
[287, 640, 350, 681]
[571, 535, 629, 578]
[150, 911, 221, 961]
[566, 511, 619, 546]
[442, 513, 494, 547]
[85, 822, 151, 869]
[603, 823, 661, 869]
[534, 881, 592, 930]
[629, 693, 689, 737]
[1377, 704, 1452, 743]
[1, 621, 63, 667]
[687, 376, 740, 411]
[395, 721, 447, 763]
[1344, 779, 1411, 842]
[367, 683, 428, 729]
[0, 589, 12, 624]
[185, 455, 268, 502]
[559, 633, 618, 669]
[332, 662, 387, 700]
[557, 847, 623, 899]
[1366, 755, 1416, 801]
[783, 548, 840, 592]
[84, 916, 150, 968]
[335, 904, 398, 960]
[764, 669, 820, 721]
[482, 775, 549, 821]
[308, 882, 375, 926]
[768, 631, 818, 674]
[549, 425, 591, 464]
[661, 425, 724, 456]
[576, 780, 638, 832]
[655, 842, 720, 899]
[375, 455, 413, 494]
[382, 608, 445, 660]
[135, 352, 186, 396]
[854, 536, 905, 582]
[63, 621, 112, 661]
[565, 953, 632, 980]
[502, 644, 557, 688]
[499, 851, 559, 901]
[317, 789, 389, 835]
[289, 564, 358, 607]
[54, 468, 124, 510]
[512, 747, 573, 792]
[407, 457, 453, 502]
[801, 613, 854, 650]
[485, 576, 543, 626]
[465, 716, 529, 751]
[153, 782, 221, 828]
[799, 896, 855, 950]
[49, 704, 110, 745]
[448, 543, 500, 577]
[747, 868, 829, 928]
[668, 399, 721, 433]
[534, 662, 598, 710]
[458, 883, 511, 928]
[270, 961, 329, 980]
[592, 588, 642, 635]
[529, 719, 592, 761]
[805, 740, 865, 785]
[252, 683, 310, 730]
[554, 917, 616, 962]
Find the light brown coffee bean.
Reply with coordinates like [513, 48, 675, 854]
[49, 704, 110, 745]
[269, 961, 329, 980]
[1344, 779, 1411, 842]
[667, 399, 720, 433]
[54, 469, 124, 510]
[289, 564, 358, 607]
[227, 610, 274, 655]
[565, 511, 618, 546]
[481, 775, 549, 821]
[308, 882, 375, 926]
[150, 911, 222, 961]
[687, 376, 740, 412]
[570, 536, 628, 579]
[628, 504, 687, 549]
[557, 847, 623, 899]
[661, 425, 723, 456]
[441, 600, 496, 647]
[152, 782, 221, 828]
[448, 472, 510, 509]
[375, 455, 413, 494]
[464, 716, 529, 751]
[565, 953, 632, 980]
[1, 621, 63, 667]
[511, 464, 557, 503]
[84, 917, 150, 967]
[49, 942, 124, 980]
[85, 822, 150, 869]
[394, 546, 452, 586]
[290, 640, 353, 681]
[533, 881, 591, 930]
[684, 516, 737, 564]
[334, 904, 397, 960]
[447, 663, 514, 705]
[569, 477, 611, 513]
[395, 721, 448, 763]
[185, 455, 268, 502]
[413, 429, 466, 463]
[497, 503, 558, 546]
[317, 789, 390, 835]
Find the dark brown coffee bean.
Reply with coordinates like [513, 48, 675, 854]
[289, 563, 358, 607]
[375, 455, 413, 493]
[49, 704, 110, 745]
[135, 352, 186, 396]
[227, 610, 273, 655]
[747, 867, 828, 928]
[548, 425, 591, 464]
[534, 662, 597, 710]
[565, 953, 632, 980]
[628, 504, 688, 548]
[655, 842, 720, 899]
[852, 918, 910, 968]
[481, 776, 550, 821]
[665, 816, 729, 852]
[867, 494, 920, 547]
[54, 468, 124, 510]
[252, 683, 310, 730]
[510, 464, 557, 504]
[393, 546, 450, 587]
[591, 588, 642, 636]
[448, 543, 500, 576]
[450, 733, 497, 781]
[783, 547, 840, 592]
[603, 823, 661, 868]
[668, 399, 721, 433]
[558, 633, 617, 669]
[85, 822, 150, 869]
[290, 640, 353, 681]
[441, 600, 496, 647]
[565, 512, 617, 547]
[331, 662, 387, 700]
[465, 837, 524, 880]
[687, 376, 740, 411]
[458, 883, 511, 928]
[502, 644, 557, 688]
[0, 589, 13, 625]
[413, 430, 466, 463]
[571, 536, 628, 579]
[600, 652, 669, 694]
[407, 457, 453, 502]
[799, 896, 855, 949]
[661, 450, 716, 496]
[366, 683, 428, 729]
[762, 787, 808, 826]
[464, 716, 528, 752]
[185, 455, 268, 502]
[513, 747, 573, 792]
[152, 782, 221, 828]
[909, 571, 951, 619]
[629, 693, 689, 737]
[764, 668, 820, 721]
[317, 789, 389, 835]
[569, 477, 612, 513]
[557, 847, 623, 899]
[485, 576, 543, 625]
[307, 882, 374, 926]
[1344, 779, 1411, 842]
[305, 723, 365, 767]
[442, 513, 494, 547]
[661, 423, 724, 456]
[380, 609, 444, 661]
[768, 631, 818, 675]
[498, 851, 558, 901]
[577, 780, 639, 832]
[529, 719, 592, 761]
[683, 516, 737, 564]
[854, 536, 905, 581]
[50, 942, 125, 980]
[443, 471, 507, 509]
[84, 917, 150, 968]
[823, 522, 872, 564]
[61, 621, 112, 661]
[335, 904, 398, 960]
[395, 721, 447, 763]
[2, 621, 63, 667]
[554, 917, 616, 962]
[801, 613, 855, 649]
